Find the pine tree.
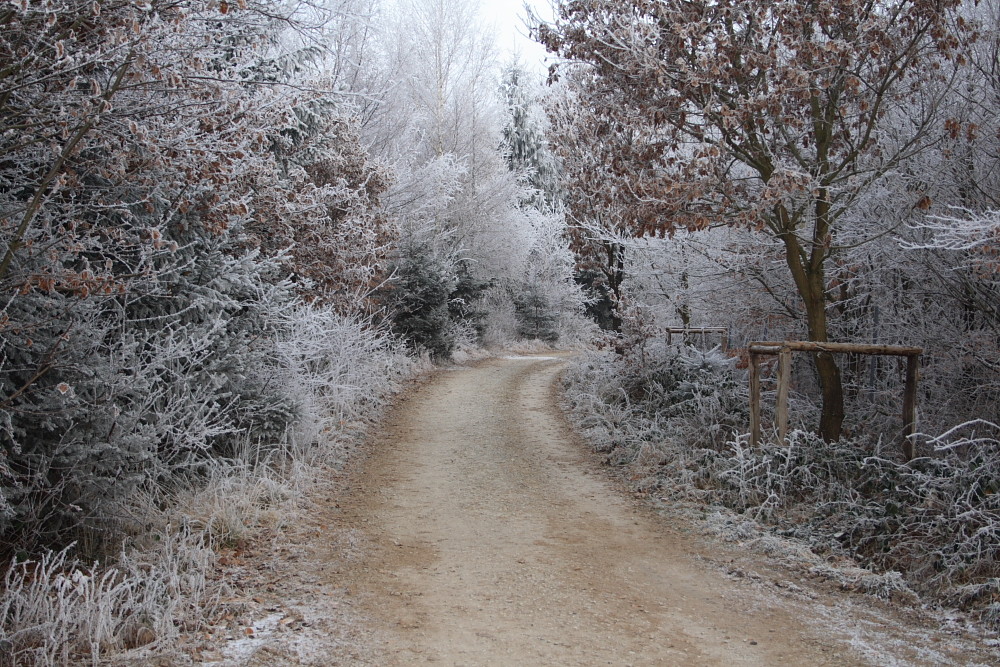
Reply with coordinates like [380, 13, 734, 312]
[500, 64, 563, 213]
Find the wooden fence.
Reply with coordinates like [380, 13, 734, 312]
[747, 341, 923, 460]
[666, 327, 728, 351]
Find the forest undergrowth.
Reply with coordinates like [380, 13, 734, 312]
[0, 315, 418, 666]
[561, 339, 1000, 631]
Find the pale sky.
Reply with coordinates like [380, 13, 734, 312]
[479, 0, 554, 74]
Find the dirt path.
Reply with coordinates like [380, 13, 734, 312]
[344, 353, 857, 666]
[201, 354, 998, 666]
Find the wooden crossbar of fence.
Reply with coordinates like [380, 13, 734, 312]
[748, 341, 922, 356]
[666, 327, 728, 351]
[747, 341, 923, 460]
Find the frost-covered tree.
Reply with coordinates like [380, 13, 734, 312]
[539, 0, 968, 440]
[364, 0, 539, 347]
[501, 63, 562, 212]
[544, 68, 639, 331]
[497, 63, 594, 341]
[383, 242, 458, 358]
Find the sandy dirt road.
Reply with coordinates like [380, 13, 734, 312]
[205, 354, 997, 666]
[328, 355, 909, 666]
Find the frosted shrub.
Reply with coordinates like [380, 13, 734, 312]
[564, 338, 1000, 623]
[274, 304, 413, 454]
[613, 341, 746, 448]
[551, 310, 601, 349]
[704, 424, 1000, 605]
[0, 0, 420, 659]
[477, 279, 594, 350]
[714, 430, 870, 513]
[478, 286, 520, 348]
[0, 243, 297, 556]
[565, 346, 1000, 622]
[0, 305, 415, 665]
[562, 343, 748, 467]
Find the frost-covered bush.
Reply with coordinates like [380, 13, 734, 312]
[709, 425, 1000, 618]
[477, 284, 522, 348]
[0, 239, 298, 556]
[274, 304, 414, 452]
[0, 0, 407, 558]
[564, 341, 1000, 623]
[562, 342, 748, 468]
[0, 303, 414, 664]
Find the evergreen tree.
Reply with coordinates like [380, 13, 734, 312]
[515, 284, 559, 343]
[500, 64, 563, 213]
[384, 244, 458, 359]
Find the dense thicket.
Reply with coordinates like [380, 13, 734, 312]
[0, 0, 318, 554]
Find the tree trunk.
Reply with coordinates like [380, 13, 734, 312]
[604, 241, 625, 332]
[801, 279, 845, 442]
[814, 348, 845, 442]
[779, 212, 845, 442]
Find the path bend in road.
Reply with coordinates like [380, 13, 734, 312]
[343, 354, 867, 666]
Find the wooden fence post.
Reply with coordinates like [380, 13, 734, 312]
[749, 351, 761, 448]
[902, 354, 920, 461]
[746, 340, 922, 455]
[776, 346, 791, 443]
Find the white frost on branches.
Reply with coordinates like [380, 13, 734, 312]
[906, 209, 1000, 255]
